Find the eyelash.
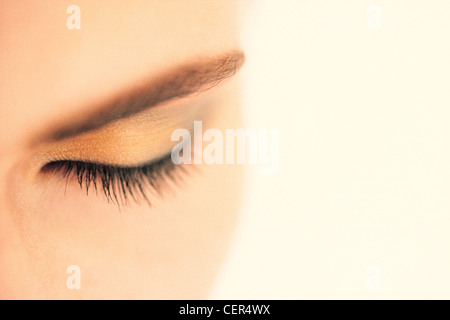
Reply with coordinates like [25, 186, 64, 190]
[42, 153, 188, 208]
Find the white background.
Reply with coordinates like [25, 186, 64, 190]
[211, 0, 450, 299]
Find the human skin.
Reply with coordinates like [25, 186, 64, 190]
[0, 0, 246, 299]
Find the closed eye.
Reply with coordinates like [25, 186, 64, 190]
[41, 152, 190, 208]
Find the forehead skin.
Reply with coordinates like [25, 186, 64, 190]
[0, 0, 242, 150]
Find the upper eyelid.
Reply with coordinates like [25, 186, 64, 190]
[33, 92, 212, 168]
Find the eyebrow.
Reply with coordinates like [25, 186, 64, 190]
[38, 51, 245, 143]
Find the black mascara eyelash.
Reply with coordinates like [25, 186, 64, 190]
[41, 153, 188, 207]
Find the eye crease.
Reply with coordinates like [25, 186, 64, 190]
[41, 152, 190, 208]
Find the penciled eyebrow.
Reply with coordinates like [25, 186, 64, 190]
[36, 51, 245, 144]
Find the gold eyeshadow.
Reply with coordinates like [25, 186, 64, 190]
[37, 89, 217, 167]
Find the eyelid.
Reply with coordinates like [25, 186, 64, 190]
[32, 85, 221, 208]
[35, 92, 215, 167]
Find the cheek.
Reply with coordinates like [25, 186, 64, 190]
[2, 163, 243, 299]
